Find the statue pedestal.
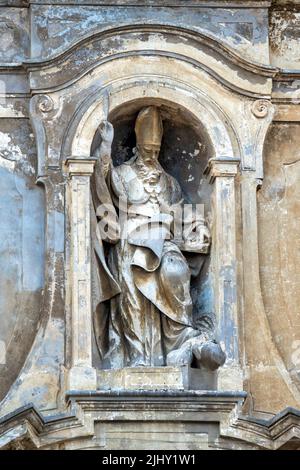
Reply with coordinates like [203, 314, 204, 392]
[97, 366, 217, 391]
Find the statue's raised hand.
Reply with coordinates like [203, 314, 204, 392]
[98, 120, 114, 146]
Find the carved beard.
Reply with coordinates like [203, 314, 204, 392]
[135, 151, 162, 184]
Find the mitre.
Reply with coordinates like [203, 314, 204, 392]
[135, 106, 163, 146]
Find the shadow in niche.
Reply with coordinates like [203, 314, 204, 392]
[91, 100, 217, 387]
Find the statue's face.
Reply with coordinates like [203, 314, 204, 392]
[137, 144, 161, 164]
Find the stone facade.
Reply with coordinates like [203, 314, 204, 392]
[0, 0, 300, 450]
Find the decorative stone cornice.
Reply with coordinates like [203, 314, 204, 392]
[16, 25, 277, 99]
[6, 1, 300, 9]
[2, 23, 299, 102]
[1, 397, 300, 450]
[23, 25, 277, 77]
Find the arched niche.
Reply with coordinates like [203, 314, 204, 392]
[63, 75, 242, 391]
[67, 79, 239, 162]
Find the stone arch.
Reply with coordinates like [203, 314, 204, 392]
[63, 77, 241, 163]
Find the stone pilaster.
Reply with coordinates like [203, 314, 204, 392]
[205, 158, 243, 391]
[65, 157, 97, 391]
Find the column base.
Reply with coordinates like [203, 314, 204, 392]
[68, 365, 97, 391]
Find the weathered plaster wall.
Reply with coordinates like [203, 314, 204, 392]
[257, 123, 300, 410]
[270, 5, 300, 68]
[0, 118, 45, 400]
[0, 7, 29, 62]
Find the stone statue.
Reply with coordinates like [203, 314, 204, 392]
[91, 106, 225, 371]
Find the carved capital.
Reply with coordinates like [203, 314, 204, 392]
[65, 157, 97, 176]
[204, 158, 240, 184]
